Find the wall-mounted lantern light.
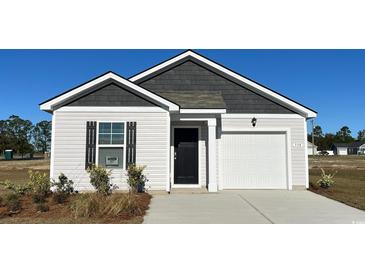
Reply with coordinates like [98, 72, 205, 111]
[251, 117, 257, 127]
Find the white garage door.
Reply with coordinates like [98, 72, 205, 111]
[220, 132, 288, 189]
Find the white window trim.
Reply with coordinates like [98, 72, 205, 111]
[96, 121, 127, 170]
[56, 106, 167, 113]
[180, 109, 226, 114]
[221, 113, 303, 119]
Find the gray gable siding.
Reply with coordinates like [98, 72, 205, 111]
[138, 61, 295, 113]
[66, 82, 156, 107]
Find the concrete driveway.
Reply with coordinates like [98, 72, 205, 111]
[143, 190, 365, 224]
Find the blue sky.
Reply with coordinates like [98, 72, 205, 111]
[0, 49, 364, 136]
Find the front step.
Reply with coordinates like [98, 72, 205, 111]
[169, 187, 209, 194]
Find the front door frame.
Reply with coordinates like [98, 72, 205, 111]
[171, 125, 201, 188]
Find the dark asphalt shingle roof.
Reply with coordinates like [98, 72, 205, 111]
[333, 142, 365, 148]
[158, 91, 226, 109]
[332, 143, 349, 148]
[348, 141, 365, 148]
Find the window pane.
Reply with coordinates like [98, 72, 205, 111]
[112, 133, 124, 144]
[112, 123, 124, 133]
[98, 147, 124, 168]
[99, 133, 111, 144]
[99, 123, 111, 133]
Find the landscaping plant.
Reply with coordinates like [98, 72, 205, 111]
[0, 180, 30, 195]
[126, 164, 148, 193]
[36, 203, 49, 212]
[102, 193, 141, 216]
[316, 168, 337, 188]
[71, 193, 142, 219]
[0, 180, 28, 214]
[87, 165, 116, 195]
[4, 192, 21, 213]
[28, 170, 51, 203]
[52, 173, 74, 203]
[70, 193, 105, 218]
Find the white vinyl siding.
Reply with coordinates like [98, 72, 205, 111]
[52, 107, 169, 191]
[337, 147, 348, 155]
[221, 117, 307, 187]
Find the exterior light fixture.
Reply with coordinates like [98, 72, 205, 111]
[251, 117, 257, 127]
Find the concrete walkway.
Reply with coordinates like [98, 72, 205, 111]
[143, 190, 365, 224]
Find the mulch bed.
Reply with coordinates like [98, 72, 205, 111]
[0, 192, 151, 224]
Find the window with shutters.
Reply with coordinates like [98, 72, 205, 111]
[97, 122, 126, 169]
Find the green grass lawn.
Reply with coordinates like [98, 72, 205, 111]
[309, 156, 365, 211]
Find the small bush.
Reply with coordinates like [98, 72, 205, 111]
[32, 193, 46, 204]
[316, 168, 337, 188]
[4, 193, 21, 213]
[0, 180, 30, 196]
[52, 173, 74, 194]
[36, 203, 49, 212]
[87, 165, 116, 195]
[29, 170, 51, 203]
[0, 195, 3, 207]
[52, 173, 74, 204]
[126, 164, 148, 193]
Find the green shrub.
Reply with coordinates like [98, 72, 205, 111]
[52, 173, 74, 194]
[36, 203, 49, 212]
[52, 173, 74, 204]
[28, 170, 51, 203]
[0, 180, 30, 195]
[4, 193, 21, 213]
[0, 195, 3, 207]
[126, 164, 148, 193]
[87, 165, 116, 195]
[316, 168, 337, 188]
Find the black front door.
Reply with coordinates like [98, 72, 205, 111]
[174, 128, 199, 184]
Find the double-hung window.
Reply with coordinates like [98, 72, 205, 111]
[97, 122, 125, 169]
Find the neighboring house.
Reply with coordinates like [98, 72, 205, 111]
[39, 50, 317, 192]
[359, 143, 365, 155]
[307, 141, 318, 155]
[332, 141, 365, 155]
[348, 141, 365, 155]
[331, 143, 349, 155]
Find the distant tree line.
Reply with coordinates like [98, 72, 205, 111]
[308, 125, 365, 151]
[0, 115, 51, 157]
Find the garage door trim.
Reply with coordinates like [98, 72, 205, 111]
[219, 127, 292, 190]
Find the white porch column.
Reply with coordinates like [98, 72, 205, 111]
[208, 119, 218, 192]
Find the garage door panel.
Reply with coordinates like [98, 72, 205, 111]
[221, 133, 287, 189]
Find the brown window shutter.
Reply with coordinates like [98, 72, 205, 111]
[126, 122, 137, 167]
[85, 121, 97, 169]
